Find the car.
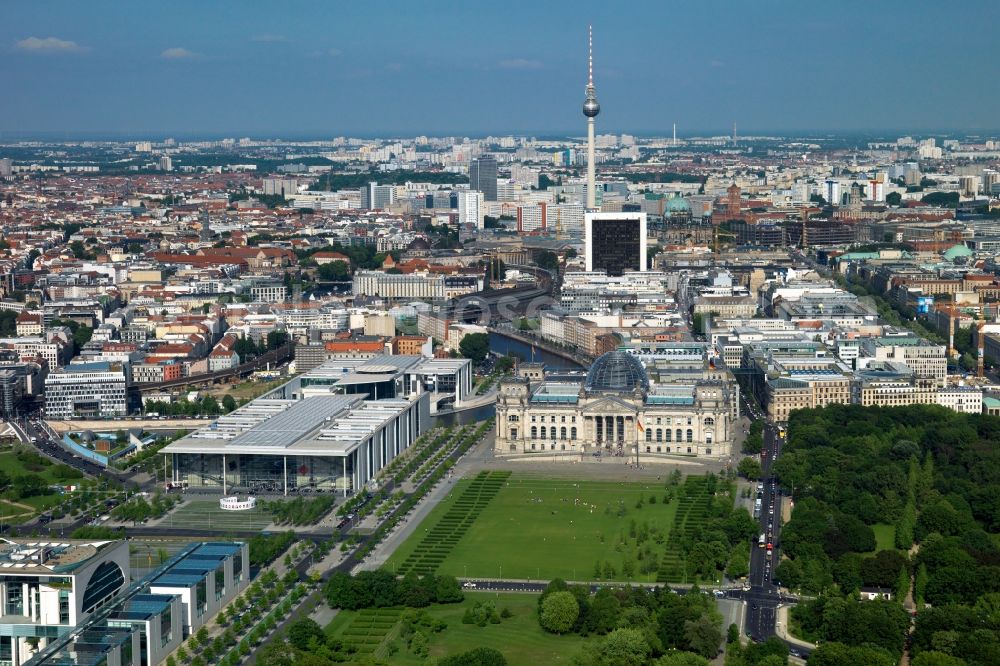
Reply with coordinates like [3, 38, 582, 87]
[462, 582, 477, 588]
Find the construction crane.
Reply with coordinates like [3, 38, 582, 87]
[713, 225, 736, 255]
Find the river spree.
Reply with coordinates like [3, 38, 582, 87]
[432, 333, 582, 428]
[487, 331, 583, 371]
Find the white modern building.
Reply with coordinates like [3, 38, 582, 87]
[26, 541, 247, 666]
[44, 362, 129, 419]
[0, 538, 130, 666]
[163, 354, 473, 493]
[456, 190, 485, 228]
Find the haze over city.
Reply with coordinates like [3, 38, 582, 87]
[5, 0, 1000, 136]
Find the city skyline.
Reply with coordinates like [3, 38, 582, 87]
[4, 0, 1000, 136]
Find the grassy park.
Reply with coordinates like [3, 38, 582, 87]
[158, 498, 275, 531]
[387, 472, 706, 583]
[326, 592, 590, 664]
[872, 523, 896, 552]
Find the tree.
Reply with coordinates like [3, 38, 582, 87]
[288, 617, 325, 650]
[458, 333, 489, 364]
[911, 653, 967, 666]
[656, 653, 709, 666]
[435, 575, 464, 603]
[409, 630, 429, 658]
[683, 615, 721, 659]
[726, 545, 750, 579]
[895, 566, 910, 602]
[536, 250, 560, 271]
[737, 457, 762, 480]
[920, 192, 959, 208]
[597, 628, 651, 666]
[317, 260, 351, 281]
[743, 636, 789, 665]
[222, 394, 237, 412]
[540, 591, 579, 634]
[587, 588, 621, 634]
[914, 563, 929, 606]
[266, 330, 289, 351]
[256, 639, 296, 666]
[807, 642, 896, 666]
[886, 192, 902, 207]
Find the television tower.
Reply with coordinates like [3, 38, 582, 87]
[583, 25, 600, 210]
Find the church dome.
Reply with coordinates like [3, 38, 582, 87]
[666, 196, 691, 213]
[585, 351, 649, 393]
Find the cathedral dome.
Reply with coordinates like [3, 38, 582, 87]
[666, 196, 691, 214]
[585, 351, 649, 393]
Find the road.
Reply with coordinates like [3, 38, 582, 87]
[740, 422, 811, 657]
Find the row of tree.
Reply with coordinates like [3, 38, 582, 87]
[324, 569, 464, 611]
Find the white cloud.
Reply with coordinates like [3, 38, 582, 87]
[498, 58, 542, 70]
[15, 36, 86, 54]
[252, 34, 287, 43]
[161, 47, 197, 60]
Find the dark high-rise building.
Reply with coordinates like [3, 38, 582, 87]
[469, 157, 498, 201]
[585, 212, 647, 276]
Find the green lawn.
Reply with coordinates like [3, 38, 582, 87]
[0, 450, 69, 521]
[873, 523, 896, 552]
[387, 473, 680, 582]
[327, 593, 591, 665]
[0, 450, 64, 482]
[158, 499, 274, 531]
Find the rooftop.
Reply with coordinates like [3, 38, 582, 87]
[0, 538, 114, 574]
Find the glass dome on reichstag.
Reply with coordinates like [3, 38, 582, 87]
[585, 351, 650, 393]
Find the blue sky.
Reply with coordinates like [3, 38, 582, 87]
[3, 0, 999, 137]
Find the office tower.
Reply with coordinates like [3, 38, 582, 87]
[959, 175, 979, 197]
[0, 158, 11, 180]
[157, 155, 173, 171]
[469, 156, 498, 201]
[582, 26, 600, 210]
[825, 179, 841, 205]
[585, 212, 647, 276]
[517, 203, 546, 232]
[983, 169, 1000, 195]
[200, 209, 213, 242]
[361, 181, 395, 210]
[457, 190, 484, 228]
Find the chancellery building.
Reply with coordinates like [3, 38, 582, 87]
[495, 351, 735, 461]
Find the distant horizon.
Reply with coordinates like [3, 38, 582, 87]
[2, 128, 999, 144]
